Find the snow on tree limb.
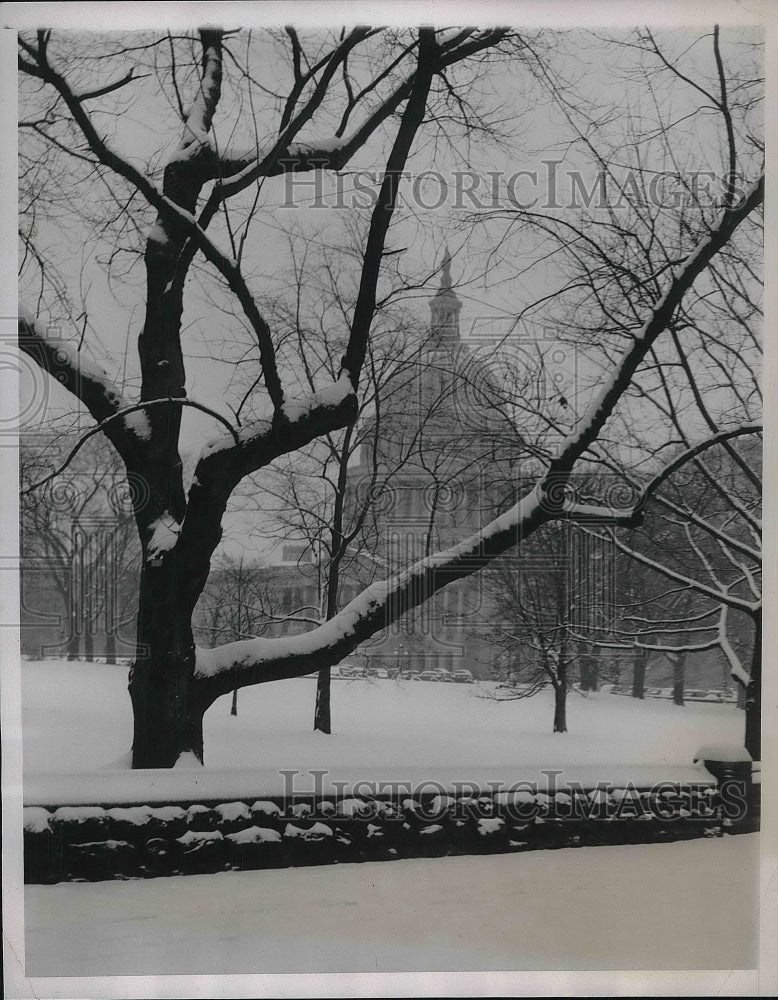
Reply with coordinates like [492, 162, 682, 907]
[18, 33, 285, 414]
[550, 174, 764, 475]
[554, 502, 643, 526]
[182, 30, 223, 141]
[603, 529, 758, 615]
[194, 371, 356, 478]
[718, 604, 751, 686]
[18, 311, 126, 420]
[145, 513, 182, 563]
[188, 174, 764, 705]
[17, 311, 139, 465]
[193, 489, 550, 700]
[211, 29, 510, 200]
[170, 375, 359, 620]
[639, 424, 761, 508]
[21, 397, 243, 497]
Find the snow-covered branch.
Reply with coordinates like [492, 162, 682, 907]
[605, 529, 759, 615]
[17, 311, 137, 461]
[718, 603, 751, 686]
[211, 29, 510, 201]
[170, 373, 359, 621]
[18, 33, 285, 413]
[193, 488, 551, 701]
[550, 175, 764, 475]
[21, 396, 241, 497]
[194, 371, 356, 480]
[639, 424, 762, 509]
[555, 501, 643, 527]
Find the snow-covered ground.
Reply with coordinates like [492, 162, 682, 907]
[24, 834, 759, 976]
[14, 660, 772, 991]
[21, 659, 744, 775]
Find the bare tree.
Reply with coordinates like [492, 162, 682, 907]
[465, 26, 762, 751]
[18, 26, 762, 767]
[602, 436, 761, 755]
[21, 425, 141, 662]
[483, 521, 614, 732]
[194, 553, 282, 714]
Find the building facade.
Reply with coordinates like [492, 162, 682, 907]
[337, 249, 519, 676]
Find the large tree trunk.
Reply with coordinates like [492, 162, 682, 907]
[744, 613, 761, 761]
[631, 649, 647, 699]
[671, 651, 685, 706]
[128, 565, 205, 768]
[106, 631, 116, 665]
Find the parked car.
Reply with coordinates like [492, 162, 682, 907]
[417, 670, 440, 681]
[701, 689, 730, 702]
[452, 669, 475, 683]
[340, 659, 366, 677]
[433, 670, 454, 682]
[373, 667, 389, 679]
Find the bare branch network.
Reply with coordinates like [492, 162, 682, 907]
[17, 25, 763, 766]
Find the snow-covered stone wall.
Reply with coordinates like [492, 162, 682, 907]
[22, 765, 757, 884]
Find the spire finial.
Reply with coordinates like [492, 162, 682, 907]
[441, 245, 453, 291]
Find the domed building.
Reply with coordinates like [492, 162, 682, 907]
[341, 248, 521, 677]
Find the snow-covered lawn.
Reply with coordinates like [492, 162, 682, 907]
[24, 834, 759, 975]
[21, 659, 744, 775]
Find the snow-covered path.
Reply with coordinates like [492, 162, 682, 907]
[25, 834, 758, 976]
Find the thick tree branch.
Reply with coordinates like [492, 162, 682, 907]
[342, 27, 437, 390]
[604, 529, 758, 614]
[17, 311, 137, 463]
[548, 173, 764, 477]
[19, 32, 285, 413]
[554, 502, 643, 527]
[21, 397, 241, 497]
[192, 487, 552, 702]
[212, 29, 509, 199]
[639, 423, 762, 507]
[171, 376, 358, 621]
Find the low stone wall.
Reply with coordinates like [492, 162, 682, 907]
[24, 748, 758, 884]
[24, 781, 734, 884]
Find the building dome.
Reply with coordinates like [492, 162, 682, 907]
[428, 246, 463, 349]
